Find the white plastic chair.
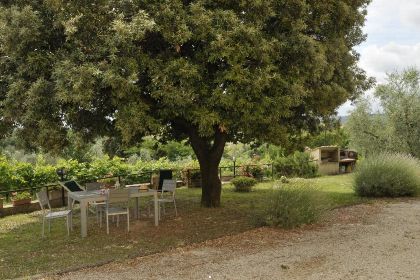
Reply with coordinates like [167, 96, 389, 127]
[101, 188, 130, 234]
[36, 189, 72, 237]
[85, 182, 106, 221]
[150, 179, 177, 220]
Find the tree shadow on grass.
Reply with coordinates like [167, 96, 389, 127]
[0, 193, 256, 279]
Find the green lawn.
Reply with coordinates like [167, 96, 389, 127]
[312, 174, 369, 207]
[0, 174, 361, 279]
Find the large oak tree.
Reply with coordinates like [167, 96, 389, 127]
[0, 0, 371, 206]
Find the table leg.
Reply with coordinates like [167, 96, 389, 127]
[67, 195, 72, 210]
[67, 196, 73, 230]
[154, 192, 158, 226]
[80, 200, 88, 238]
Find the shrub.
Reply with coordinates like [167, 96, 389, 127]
[0, 157, 13, 191]
[262, 182, 327, 228]
[231, 176, 257, 192]
[273, 151, 318, 178]
[12, 162, 31, 186]
[32, 165, 58, 188]
[189, 170, 201, 180]
[354, 153, 420, 197]
[243, 165, 264, 180]
[12, 191, 32, 201]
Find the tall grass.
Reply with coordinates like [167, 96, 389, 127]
[354, 153, 420, 197]
[257, 181, 327, 229]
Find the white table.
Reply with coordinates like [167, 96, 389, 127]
[68, 188, 159, 238]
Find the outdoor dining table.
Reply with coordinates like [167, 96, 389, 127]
[68, 186, 159, 238]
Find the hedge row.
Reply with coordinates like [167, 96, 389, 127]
[273, 151, 318, 178]
[0, 156, 183, 192]
[0, 155, 273, 192]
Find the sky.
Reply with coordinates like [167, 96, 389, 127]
[337, 0, 420, 115]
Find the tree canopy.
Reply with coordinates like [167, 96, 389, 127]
[0, 0, 371, 206]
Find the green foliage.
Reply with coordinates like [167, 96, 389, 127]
[243, 165, 264, 180]
[125, 137, 194, 161]
[189, 170, 201, 180]
[273, 151, 318, 178]
[261, 182, 327, 228]
[231, 176, 257, 192]
[0, 156, 11, 190]
[32, 165, 58, 188]
[347, 69, 420, 157]
[0, 156, 40, 190]
[0, 154, 193, 192]
[354, 153, 420, 197]
[60, 131, 96, 162]
[308, 128, 350, 149]
[12, 191, 31, 201]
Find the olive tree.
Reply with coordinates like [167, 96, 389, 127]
[347, 68, 420, 158]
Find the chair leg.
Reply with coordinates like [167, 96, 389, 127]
[99, 210, 102, 228]
[42, 217, 45, 238]
[117, 215, 119, 227]
[127, 212, 130, 233]
[70, 212, 73, 231]
[66, 216, 70, 236]
[174, 200, 178, 216]
[106, 214, 109, 234]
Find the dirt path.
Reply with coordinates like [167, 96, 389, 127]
[56, 200, 420, 280]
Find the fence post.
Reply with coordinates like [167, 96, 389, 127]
[233, 161, 236, 178]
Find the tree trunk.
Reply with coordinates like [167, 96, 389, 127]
[199, 158, 222, 207]
[188, 126, 226, 207]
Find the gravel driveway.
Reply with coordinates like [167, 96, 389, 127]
[56, 200, 420, 280]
